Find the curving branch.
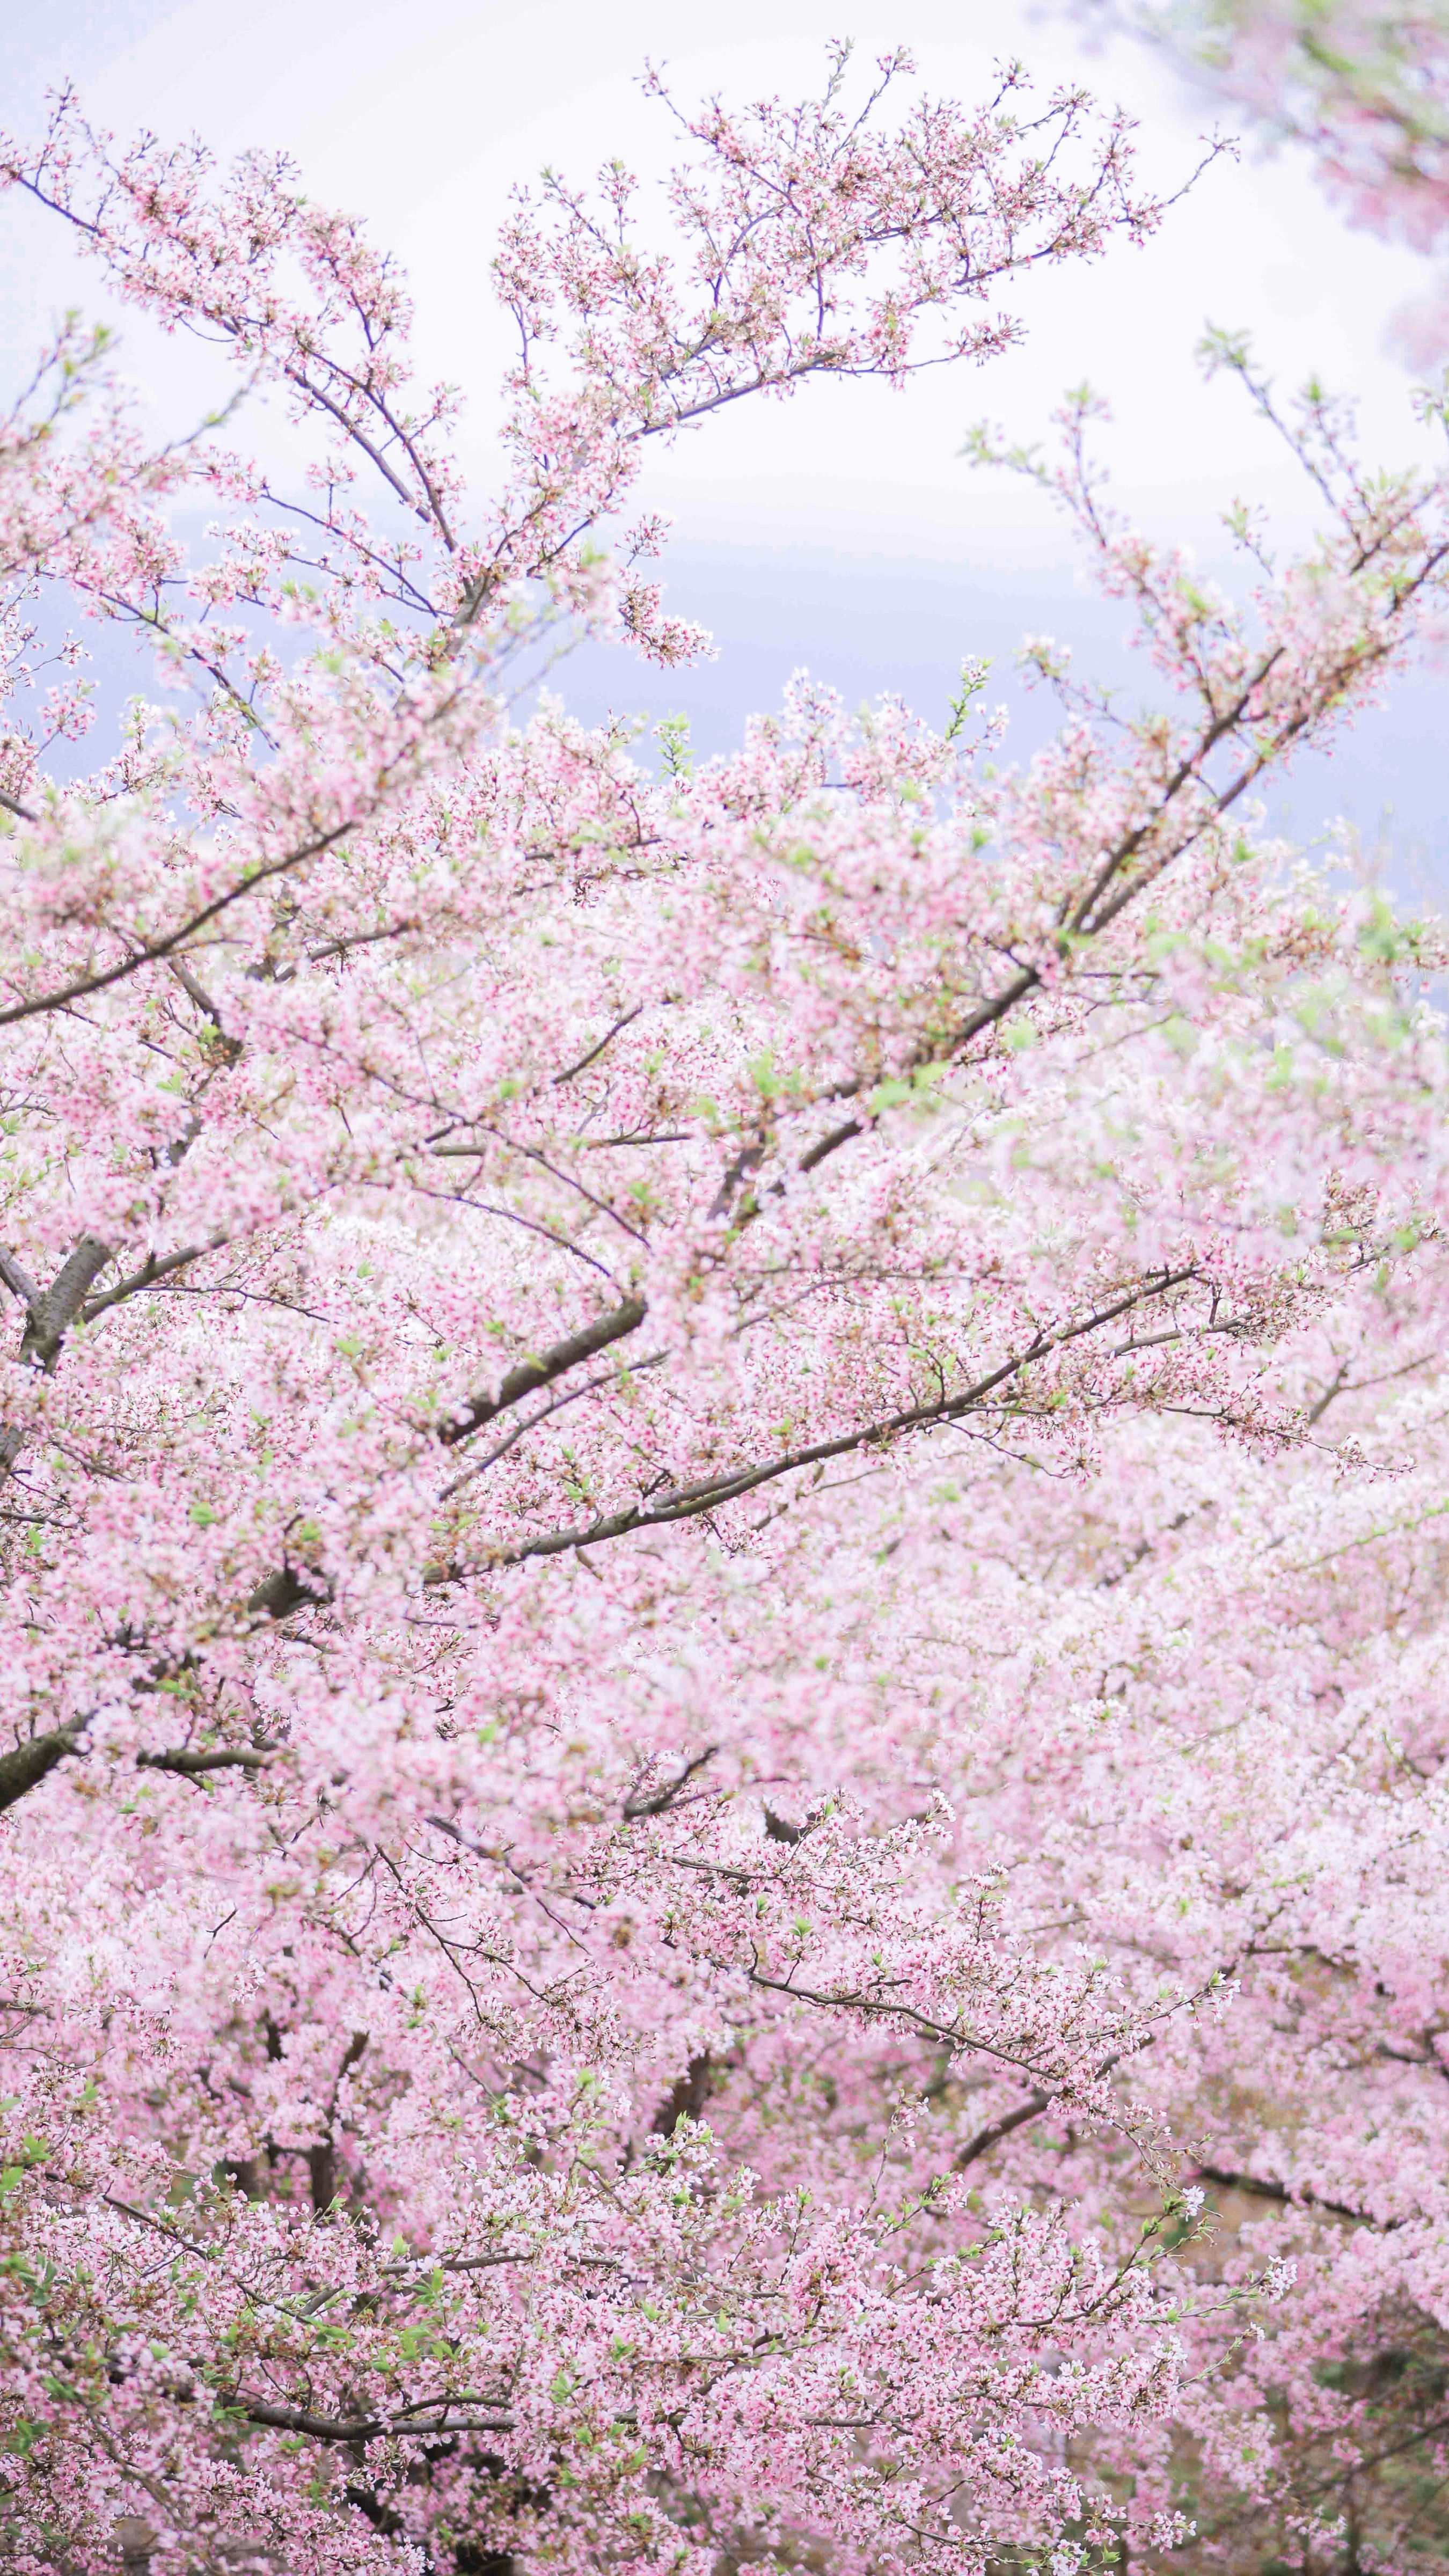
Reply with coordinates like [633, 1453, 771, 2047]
[241, 2398, 514, 2442]
[442, 1294, 648, 1448]
[443, 1268, 1199, 1576]
[0, 1720, 86, 1817]
[1193, 2161, 1399, 2230]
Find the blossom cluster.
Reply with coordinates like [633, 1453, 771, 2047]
[0, 41, 1447, 2576]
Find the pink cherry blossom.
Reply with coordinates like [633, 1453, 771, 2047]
[0, 40, 1447, 2576]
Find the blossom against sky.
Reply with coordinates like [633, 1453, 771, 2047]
[3, 0, 1444, 884]
[2, 0, 1440, 556]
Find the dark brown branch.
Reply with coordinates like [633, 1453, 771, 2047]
[653, 2053, 713, 2137]
[439, 1349, 667, 1499]
[740, 1964, 1035, 2068]
[82, 1241, 215, 1324]
[136, 1745, 270, 1777]
[442, 1296, 648, 1448]
[246, 1565, 332, 1622]
[309, 2029, 369, 2210]
[166, 955, 240, 1058]
[0, 1721, 85, 1816]
[0, 814, 360, 1030]
[552, 1002, 645, 1086]
[1305, 1360, 1351, 1427]
[798, 1116, 864, 1175]
[955, 2090, 1051, 2170]
[709, 1140, 766, 1220]
[1193, 2161, 1396, 2228]
[241, 2399, 513, 2442]
[623, 1745, 718, 1821]
[1, 1231, 114, 1482]
[3, 1729, 276, 1824]
[442, 1268, 1198, 1576]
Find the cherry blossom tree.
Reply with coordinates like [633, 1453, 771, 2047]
[1, 39, 1448, 2576]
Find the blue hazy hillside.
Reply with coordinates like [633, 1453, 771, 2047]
[546, 540, 1448, 909]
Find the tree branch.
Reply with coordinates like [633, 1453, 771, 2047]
[0, 1721, 86, 1816]
[23, 1234, 112, 1366]
[240, 2399, 514, 2442]
[441, 1269, 1198, 1575]
[0, 1248, 39, 1307]
[1192, 2161, 1396, 2228]
[136, 1745, 270, 1777]
[955, 2090, 1051, 2170]
[442, 1296, 648, 1448]
[246, 1565, 332, 1622]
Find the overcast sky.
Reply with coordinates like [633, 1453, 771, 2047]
[2, 0, 1445, 884]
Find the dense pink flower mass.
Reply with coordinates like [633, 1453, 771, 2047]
[2, 38, 1449, 2575]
